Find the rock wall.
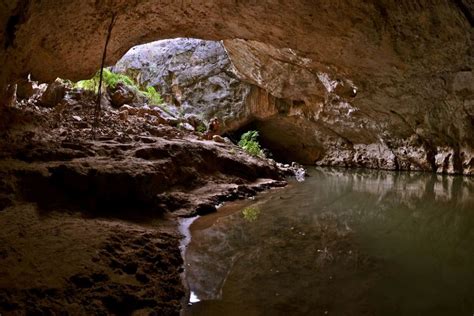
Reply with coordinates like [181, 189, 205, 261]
[224, 39, 474, 174]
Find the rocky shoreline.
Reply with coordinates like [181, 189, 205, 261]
[0, 88, 289, 314]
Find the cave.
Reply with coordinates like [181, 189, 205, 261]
[0, 1, 473, 315]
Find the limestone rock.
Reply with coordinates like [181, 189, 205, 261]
[224, 39, 474, 175]
[212, 135, 226, 143]
[119, 104, 137, 115]
[113, 38, 253, 131]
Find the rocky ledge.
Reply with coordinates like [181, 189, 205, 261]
[0, 87, 287, 314]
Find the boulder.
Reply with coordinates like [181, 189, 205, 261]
[38, 79, 66, 107]
[109, 83, 136, 108]
[119, 104, 138, 115]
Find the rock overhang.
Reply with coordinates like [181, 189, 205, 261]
[0, 0, 473, 174]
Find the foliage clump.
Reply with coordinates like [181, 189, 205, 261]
[238, 130, 264, 157]
[144, 86, 163, 106]
[75, 69, 136, 92]
[196, 124, 207, 133]
[242, 206, 261, 222]
[74, 69, 163, 105]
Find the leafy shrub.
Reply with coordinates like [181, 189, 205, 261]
[238, 130, 264, 157]
[196, 124, 207, 133]
[74, 69, 138, 93]
[102, 69, 136, 89]
[73, 69, 163, 106]
[74, 76, 99, 92]
[142, 86, 163, 105]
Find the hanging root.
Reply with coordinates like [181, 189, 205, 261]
[92, 12, 118, 140]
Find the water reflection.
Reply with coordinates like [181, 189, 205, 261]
[242, 206, 261, 222]
[183, 168, 474, 316]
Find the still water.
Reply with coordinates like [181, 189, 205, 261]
[182, 168, 474, 316]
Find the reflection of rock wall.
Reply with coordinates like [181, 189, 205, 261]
[185, 169, 474, 313]
[316, 168, 474, 205]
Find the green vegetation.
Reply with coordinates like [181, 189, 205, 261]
[74, 69, 163, 105]
[242, 206, 261, 222]
[238, 130, 264, 157]
[74, 69, 137, 92]
[144, 86, 163, 106]
[196, 123, 207, 133]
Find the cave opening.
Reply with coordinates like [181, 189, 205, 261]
[224, 119, 323, 165]
[91, 37, 334, 166]
[26, 36, 322, 166]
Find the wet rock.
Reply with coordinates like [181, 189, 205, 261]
[194, 203, 217, 215]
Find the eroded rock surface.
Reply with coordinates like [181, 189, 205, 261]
[224, 39, 474, 174]
[0, 90, 286, 314]
[111, 37, 473, 174]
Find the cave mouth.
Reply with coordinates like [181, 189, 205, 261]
[225, 120, 323, 165]
[0, 37, 300, 316]
[75, 36, 324, 165]
[96, 36, 335, 166]
[7, 36, 324, 166]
